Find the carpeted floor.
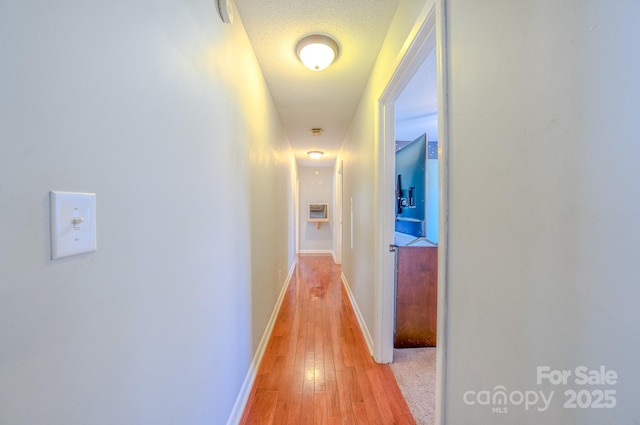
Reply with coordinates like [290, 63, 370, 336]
[389, 347, 436, 425]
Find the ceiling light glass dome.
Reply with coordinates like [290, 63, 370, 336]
[296, 34, 340, 71]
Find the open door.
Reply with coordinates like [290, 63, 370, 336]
[393, 134, 438, 347]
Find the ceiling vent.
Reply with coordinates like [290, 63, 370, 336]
[311, 128, 324, 136]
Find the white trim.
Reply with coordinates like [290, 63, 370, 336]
[295, 173, 300, 255]
[226, 258, 297, 425]
[434, 1, 449, 423]
[298, 249, 333, 255]
[341, 272, 374, 355]
[332, 161, 344, 265]
[332, 250, 340, 264]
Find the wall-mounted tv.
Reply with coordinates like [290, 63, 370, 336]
[395, 134, 426, 237]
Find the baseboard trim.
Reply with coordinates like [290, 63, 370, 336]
[340, 272, 374, 355]
[332, 250, 341, 264]
[226, 258, 297, 425]
[298, 249, 333, 255]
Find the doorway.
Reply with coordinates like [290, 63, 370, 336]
[393, 42, 439, 349]
[375, 1, 448, 424]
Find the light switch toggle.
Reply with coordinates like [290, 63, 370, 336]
[72, 216, 85, 229]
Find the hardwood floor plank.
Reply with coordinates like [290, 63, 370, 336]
[242, 389, 278, 425]
[272, 401, 289, 425]
[398, 414, 419, 425]
[276, 368, 294, 403]
[330, 315, 346, 371]
[240, 255, 416, 425]
[285, 391, 302, 425]
[379, 366, 414, 418]
[301, 390, 315, 425]
[365, 366, 398, 424]
[324, 375, 341, 419]
[303, 350, 315, 394]
[315, 391, 327, 425]
[345, 367, 363, 403]
[314, 301, 326, 393]
[258, 355, 286, 391]
[335, 369, 354, 417]
[351, 401, 369, 425]
[353, 365, 383, 425]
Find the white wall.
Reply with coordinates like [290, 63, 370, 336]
[298, 166, 333, 253]
[444, 1, 640, 423]
[395, 47, 438, 142]
[0, 1, 295, 424]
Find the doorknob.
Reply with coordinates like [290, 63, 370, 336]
[389, 244, 398, 252]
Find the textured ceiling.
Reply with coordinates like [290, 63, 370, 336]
[233, 0, 400, 167]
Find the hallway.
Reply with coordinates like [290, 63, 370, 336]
[240, 255, 415, 424]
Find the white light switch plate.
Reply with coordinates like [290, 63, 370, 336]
[50, 191, 97, 260]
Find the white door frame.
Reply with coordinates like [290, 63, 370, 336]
[294, 172, 300, 255]
[374, 1, 448, 423]
[334, 161, 343, 264]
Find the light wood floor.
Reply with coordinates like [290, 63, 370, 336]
[240, 254, 415, 425]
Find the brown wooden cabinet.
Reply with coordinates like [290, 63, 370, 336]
[394, 246, 438, 348]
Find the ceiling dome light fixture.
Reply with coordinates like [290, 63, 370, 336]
[296, 34, 340, 71]
[216, 0, 234, 24]
[307, 150, 324, 160]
